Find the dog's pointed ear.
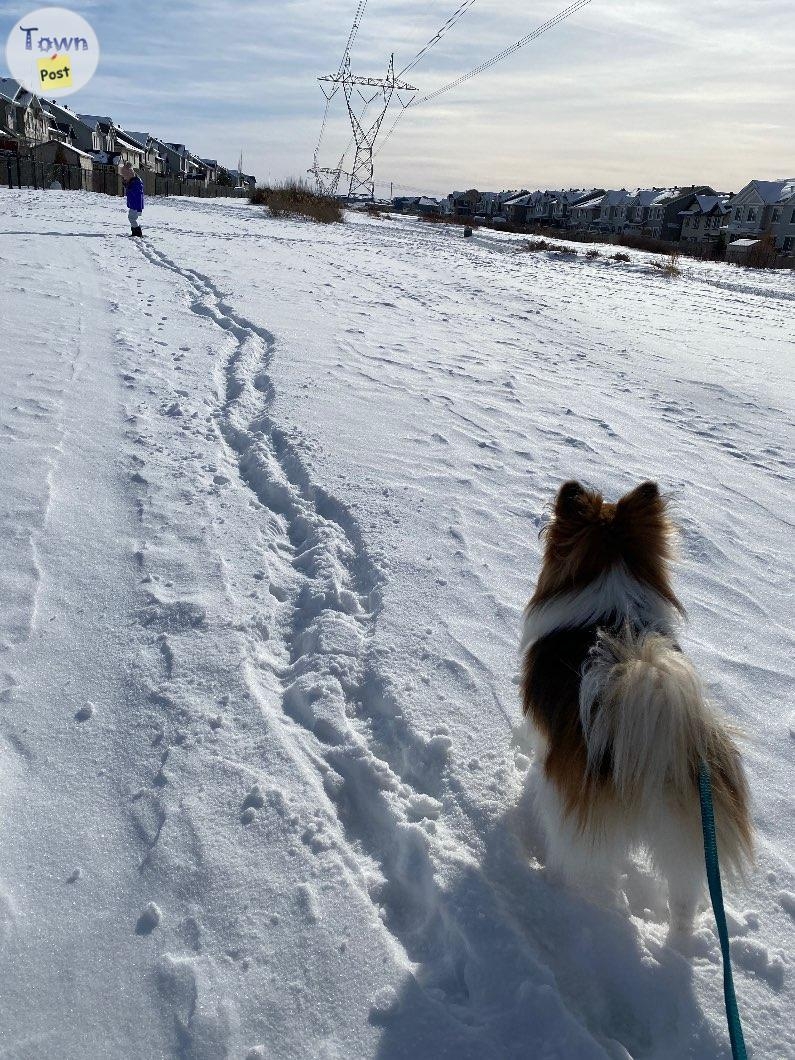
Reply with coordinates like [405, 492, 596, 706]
[617, 481, 661, 513]
[554, 480, 587, 517]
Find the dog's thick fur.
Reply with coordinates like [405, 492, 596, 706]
[520, 480, 752, 929]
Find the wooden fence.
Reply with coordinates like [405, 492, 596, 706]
[1, 155, 248, 199]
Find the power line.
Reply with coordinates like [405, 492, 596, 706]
[376, 0, 594, 158]
[398, 0, 480, 78]
[420, 0, 593, 104]
[337, 0, 370, 76]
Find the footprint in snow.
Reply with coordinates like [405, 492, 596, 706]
[241, 784, 265, 825]
[74, 702, 95, 722]
[135, 901, 162, 935]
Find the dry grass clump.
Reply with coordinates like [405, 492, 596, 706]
[249, 179, 343, 224]
[522, 238, 577, 254]
[612, 251, 631, 262]
[585, 248, 600, 258]
[651, 252, 682, 277]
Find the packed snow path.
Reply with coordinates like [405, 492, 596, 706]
[0, 190, 793, 1060]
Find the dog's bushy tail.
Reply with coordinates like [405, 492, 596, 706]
[580, 627, 753, 873]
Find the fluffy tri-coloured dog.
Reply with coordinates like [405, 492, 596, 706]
[520, 480, 752, 929]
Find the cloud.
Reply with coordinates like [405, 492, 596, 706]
[1, 0, 792, 193]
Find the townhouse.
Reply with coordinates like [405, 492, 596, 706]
[724, 178, 795, 251]
[0, 77, 51, 149]
[679, 194, 732, 249]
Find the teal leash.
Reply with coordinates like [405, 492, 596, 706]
[698, 760, 747, 1060]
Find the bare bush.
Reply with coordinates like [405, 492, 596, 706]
[612, 252, 631, 262]
[249, 179, 343, 224]
[651, 252, 682, 277]
[521, 239, 577, 254]
[746, 234, 778, 269]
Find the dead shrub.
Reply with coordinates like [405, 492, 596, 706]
[651, 252, 682, 277]
[585, 248, 600, 258]
[612, 252, 631, 262]
[521, 239, 577, 255]
[745, 234, 778, 269]
[249, 179, 343, 224]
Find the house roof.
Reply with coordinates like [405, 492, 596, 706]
[0, 77, 40, 109]
[0, 77, 23, 103]
[747, 179, 795, 204]
[115, 131, 145, 153]
[418, 196, 438, 207]
[572, 193, 606, 210]
[681, 194, 731, 216]
[78, 114, 116, 130]
[601, 189, 631, 206]
[42, 100, 90, 129]
[124, 131, 152, 148]
[729, 238, 761, 247]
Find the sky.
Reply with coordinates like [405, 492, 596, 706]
[1, 0, 793, 196]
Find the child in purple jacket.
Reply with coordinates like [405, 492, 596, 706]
[120, 162, 144, 237]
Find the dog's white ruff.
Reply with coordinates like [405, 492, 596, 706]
[520, 564, 678, 654]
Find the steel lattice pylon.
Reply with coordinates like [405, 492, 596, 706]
[317, 55, 416, 200]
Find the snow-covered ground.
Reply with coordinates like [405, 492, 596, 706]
[0, 189, 793, 1060]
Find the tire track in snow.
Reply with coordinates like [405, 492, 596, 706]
[133, 242, 468, 978]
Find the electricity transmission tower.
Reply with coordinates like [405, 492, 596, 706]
[317, 55, 416, 200]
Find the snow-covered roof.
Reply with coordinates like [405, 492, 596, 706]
[629, 188, 668, 207]
[418, 196, 439, 207]
[747, 179, 795, 204]
[682, 194, 730, 216]
[729, 238, 761, 247]
[115, 132, 146, 153]
[572, 193, 605, 210]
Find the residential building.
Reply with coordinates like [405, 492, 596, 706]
[591, 189, 632, 233]
[679, 194, 732, 249]
[549, 189, 600, 227]
[568, 190, 612, 231]
[41, 100, 94, 152]
[502, 190, 542, 224]
[772, 190, 795, 254]
[0, 77, 51, 148]
[199, 157, 220, 183]
[445, 189, 482, 217]
[126, 131, 167, 173]
[723, 178, 795, 243]
[637, 187, 715, 241]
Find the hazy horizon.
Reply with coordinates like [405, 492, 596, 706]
[2, 0, 792, 196]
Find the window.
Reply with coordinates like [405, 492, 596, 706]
[791, 209, 795, 224]
[734, 208, 741, 220]
[748, 208, 757, 222]
[784, 237, 794, 252]
[772, 208, 781, 223]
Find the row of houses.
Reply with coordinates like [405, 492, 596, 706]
[395, 180, 795, 256]
[0, 76, 255, 189]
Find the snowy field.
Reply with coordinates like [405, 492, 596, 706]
[0, 189, 793, 1060]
